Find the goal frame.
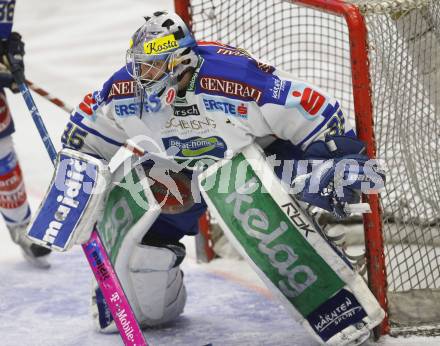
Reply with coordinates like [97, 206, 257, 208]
[175, 0, 389, 335]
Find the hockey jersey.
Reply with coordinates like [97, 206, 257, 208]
[64, 41, 354, 165]
[0, 0, 15, 39]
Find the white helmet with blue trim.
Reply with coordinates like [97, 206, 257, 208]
[126, 11, 198, 104]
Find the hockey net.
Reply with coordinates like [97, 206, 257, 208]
[176, 0, 440, 336]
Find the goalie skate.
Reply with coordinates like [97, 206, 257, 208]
[346, 329, 370, 346]
[8, 223, 51, 269]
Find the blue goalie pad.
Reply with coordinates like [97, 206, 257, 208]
[27, 149, 110, 251]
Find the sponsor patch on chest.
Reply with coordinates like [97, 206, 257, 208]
[202, 96, 248, 119]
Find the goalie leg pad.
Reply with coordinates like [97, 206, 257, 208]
[93, 242, 187, 333]
[198, 143, 385, 345]
[129, 243, 186, 326]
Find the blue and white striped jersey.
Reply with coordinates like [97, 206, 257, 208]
[63, 41, 355, 164]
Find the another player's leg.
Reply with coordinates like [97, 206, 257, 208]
[0, 91, 51, 268]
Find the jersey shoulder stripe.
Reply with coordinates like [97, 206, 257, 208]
[98, 65, 135, 104]
[196, 41, 231, 48]
[193, 44, 277, 105]
[69, 113, 123, 147]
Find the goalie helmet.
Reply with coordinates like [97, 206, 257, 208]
[126, 11, 198, 106]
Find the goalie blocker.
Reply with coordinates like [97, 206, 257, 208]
[27, 149, 110, 251]
[198, 143, 385, 346]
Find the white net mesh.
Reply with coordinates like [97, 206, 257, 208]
[187, 0, 440, 334]
[363, 1, 440, 333]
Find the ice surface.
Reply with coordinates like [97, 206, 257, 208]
[0, 0, 437, 345]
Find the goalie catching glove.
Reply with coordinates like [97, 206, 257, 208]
[291, 136, 385, 218]
[0, 32, 25, 92]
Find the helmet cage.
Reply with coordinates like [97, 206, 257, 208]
[126, 49, 175, 94]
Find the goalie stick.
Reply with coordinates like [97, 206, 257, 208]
[16, 77, 148, 346]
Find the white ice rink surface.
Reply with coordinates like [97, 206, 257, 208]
[0, 0, 438, 345]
